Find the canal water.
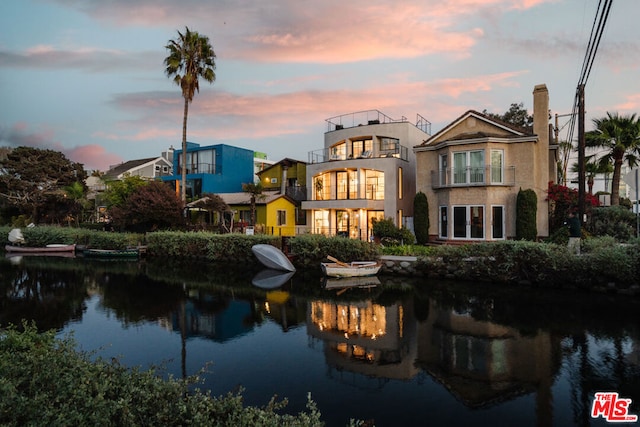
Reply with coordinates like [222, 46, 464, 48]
[1, 255, 639, 427]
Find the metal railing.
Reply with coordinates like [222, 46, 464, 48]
[176, 162, 220, 175]
[431, 166, 516, 189]
[308, 144, 409, 164]
[311, 183, 385, 201]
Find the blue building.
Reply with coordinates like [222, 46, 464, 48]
[162, 142, 255, 199]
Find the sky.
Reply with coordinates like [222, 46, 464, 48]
[1, 0, 639, 172]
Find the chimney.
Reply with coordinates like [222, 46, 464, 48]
[533, 84, 549, 146]
[281, 166, 288, 194]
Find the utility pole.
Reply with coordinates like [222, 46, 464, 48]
[577, 84, 586, 223]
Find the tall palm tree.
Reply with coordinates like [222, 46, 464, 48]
[164, 27, 216, 203]
[586, 112, 640, 205]
[242, 182, 265, 226]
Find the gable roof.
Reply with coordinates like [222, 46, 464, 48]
[217, 191, 296, 206]
[418, 110, 534, 148]
[256, 158, 307, 175]
[104, 157, 171, 180]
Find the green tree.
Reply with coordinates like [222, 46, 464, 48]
[0, 146, 87, 224]
[483, 102, 533, 128]
[413, 192, 429, 244]
[102, 175, 148, 209]
[586, 112, 640, 206]
[242, 182, 265, 226]
[188, 193, 231, 231]
[110, 181, 184, 232]
[516, 188, 537, 240]
[165, 27, 216, 203]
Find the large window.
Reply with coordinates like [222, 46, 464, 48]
[314, 173, 330, 200]
[398, 167, 403, 200]
[365, 170, 384, 200]
[337, 170, 358, 200]
[453, 150, 485, 184]
[330, 142, 346, 160]
[351, 139, 372, 158]
[453, 205, 484, 239]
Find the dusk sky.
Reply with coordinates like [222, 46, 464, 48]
[1, 0, 638, 172]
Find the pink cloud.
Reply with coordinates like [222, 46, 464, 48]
[66, 145, 123, 171]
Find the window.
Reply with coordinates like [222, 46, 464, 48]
[380, 137, 398, 153]
[351, 139, 372, 158]
[492, 206, 504, 239]
[398, 167, 403, 199]
[453, 150, 485, 184]
[365, 170, 384, 200]
[337, 170, 358, 200]
[491, 150, 503, 183]
[331, 142, 346, 160]
[397, 210, 403, 229]
[314, 173, 330, 200]
[439, 154, 448, 186]
[439, 206, 448, 238]
[277, 210, 286, 226]
[453, 205, 484, 239]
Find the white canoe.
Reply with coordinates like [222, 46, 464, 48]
[251, 244, 296, 272]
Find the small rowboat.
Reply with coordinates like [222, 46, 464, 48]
[5, 244, 76, 253]
[321, 256, 381, 278]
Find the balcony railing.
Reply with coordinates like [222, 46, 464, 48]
[324, 109, 431, 134]
[431, 166, 516, 189]
[176, 162, 220, 175]
[311, 183, 385, 201]
[308, 144, 409, 164]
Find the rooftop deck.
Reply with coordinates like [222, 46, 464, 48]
[325, 110, 431, 134]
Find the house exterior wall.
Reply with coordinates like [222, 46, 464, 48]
[415, 85, 553, 242]
[163, 143, 255, 198]
[303, 117, 429, 240]
[265, 197, 297, 236]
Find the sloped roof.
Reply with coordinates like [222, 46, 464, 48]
[257, 158, 307, 175]
[104, 157, 168, 179]
[218, 191, 295, 206]
[418, 110, 534, 148]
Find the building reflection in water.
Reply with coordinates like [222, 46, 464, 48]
[307, 297, 420, 385]
[415, 298, 560, 422]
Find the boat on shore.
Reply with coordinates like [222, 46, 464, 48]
[321, 255, 381, 278]
[83, 248, 139, 258]
[251, 244, 296, 272]
[5, 244, 77, 253]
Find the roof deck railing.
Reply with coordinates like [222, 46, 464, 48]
[325, 110, 431, 134]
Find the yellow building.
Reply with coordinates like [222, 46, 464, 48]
[220, 191, 299, 237]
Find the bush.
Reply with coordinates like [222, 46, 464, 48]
[0, 323, 323, 427]
[290, 234, 380, 268]
[587, 206, 637, 241]
[372, 218, 415, 246]
[516, 188, 537, 240]
[413, 192, 429, 244]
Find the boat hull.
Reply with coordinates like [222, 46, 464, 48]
[321, 262, 381, 278]
[251, 244, 296, 272]
[5, 244, 76, 253]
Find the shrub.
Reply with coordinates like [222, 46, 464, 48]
[372, 218, 415, 246]
[516, 188, 537, 240]
[587, 206, 637, 241]
[413, 192, 429, 244]
[290, 234, 380, 268]
[0, 323, 323, 426]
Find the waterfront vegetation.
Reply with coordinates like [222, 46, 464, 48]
[0, 324, 325, 427]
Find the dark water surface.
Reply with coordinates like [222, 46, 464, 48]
[1, 255, 639, 427]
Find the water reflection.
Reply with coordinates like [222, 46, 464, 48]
[1, 256, 639, 426]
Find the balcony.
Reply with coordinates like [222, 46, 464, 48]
[325, 109, 431, 134]
[308, 144, 409, 164]
[431, 166, 516, 189]
[176, 162, 220, 175]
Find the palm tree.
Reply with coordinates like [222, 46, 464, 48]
[571, 157, 613, 195]
[164, 27, 216, 203]
[586, 112, 640, 205]
[242, 182, 265, 226]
